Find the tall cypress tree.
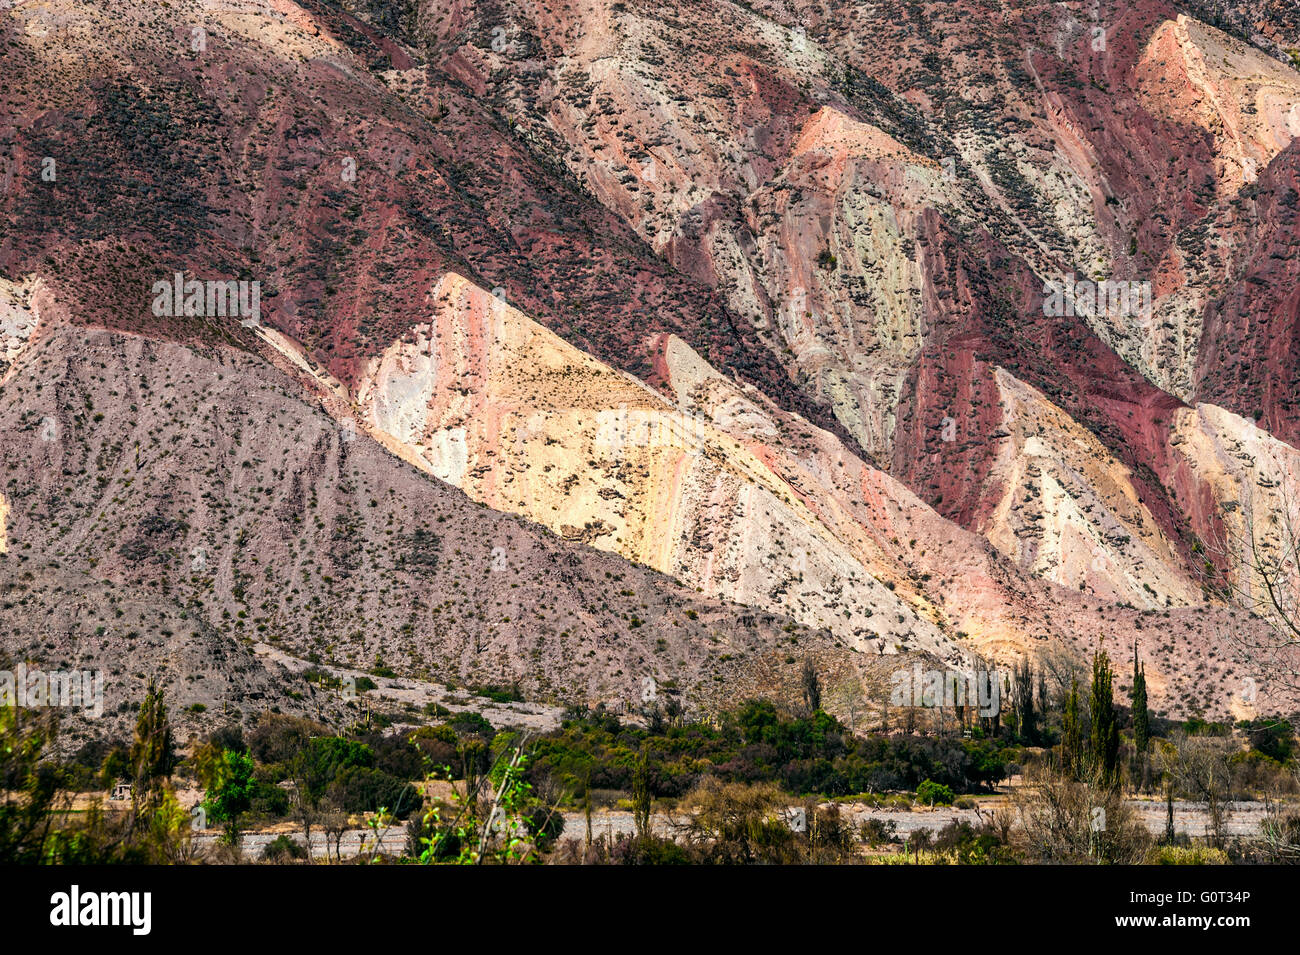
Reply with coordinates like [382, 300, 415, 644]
[1062, 678, 1083, 779]
[1131, 642, 1149, 755]
[1131, 642, 1150, 792]
[1014, 658, 1037, 744]
[800, 659, 821, 713]
[129, 678, 175, 823]
[631, 746, 652, 838]
[1089, 650, 1120, 786]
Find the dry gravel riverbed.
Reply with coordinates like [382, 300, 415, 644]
[195, 799, 1276, 859]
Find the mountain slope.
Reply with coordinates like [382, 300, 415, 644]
[1, 0, 1297, 720]
[0, 316, 865, 714]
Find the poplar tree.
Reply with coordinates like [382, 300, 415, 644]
[1089, 650, 1120, 786]
[1061, 678, 1083, 779]
[1014, 658, 1037, 744]
[1131, 643, 1150, 755]
[1131, 642, 1151, 792]
[130, 678, 175, 814]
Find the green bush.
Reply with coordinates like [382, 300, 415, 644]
[860, 817, 898, 846]
[250, 777, 290, 817]
[1242, 717, 1295, 764]
[916, 779, 954, 806]
[446, 711, 495, 739]
[615, 834, 692, 865]
[472, 684, 523, 704]
[1145, 845, 1229, 865]
[933, 818, 1018, 864]
[327, 767, 422, 819]
[261, 834, 308, 862]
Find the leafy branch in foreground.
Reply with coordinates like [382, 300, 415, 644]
[416, 731, 561, 865]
